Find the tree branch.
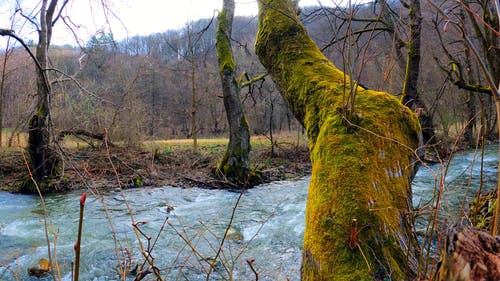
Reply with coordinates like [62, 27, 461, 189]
[47, 67, 116, 105]
[51, 0, 69, 26]
[17, 8, 39, 29]
[430, 1, 498, 96]
[57, 129, 113, 146]
[433, 55, 493, 95]
[458, 0, 500, 36]
[0, 29, 44, 73]
[321, 27, 393, 51]
[453, 79, 493, 94]
[240, 73, 267, 88]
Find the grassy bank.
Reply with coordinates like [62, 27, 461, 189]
[0, 135, 310, 192]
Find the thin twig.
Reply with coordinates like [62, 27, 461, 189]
[456, 0, 500, 37]
[205, 176, 251, 281]
[246, 258, 259, 281]
[73, 192, 86, 281]
[102, 129, 162, 280]
[20, 149, 57, 281]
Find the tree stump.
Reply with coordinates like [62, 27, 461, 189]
[436, 225, 500, 281]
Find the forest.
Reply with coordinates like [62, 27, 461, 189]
[0, 0, 499, 280]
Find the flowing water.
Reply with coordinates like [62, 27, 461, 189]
[412, 145, 498, 231]
[0, 146, 498, 280]
[0, 179, 308, 280]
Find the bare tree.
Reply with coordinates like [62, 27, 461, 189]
[0, 0, 126, 191]
[175, 19, 216, 150]
[433, 0, 499, 141]
[1, 1, 68, 191]
[401, 0, 436, 145]
[26, 0, 68, 190]
[0, 38, 13, 147]
[214, 0, 253, 185]
[430, 0, 500, 234]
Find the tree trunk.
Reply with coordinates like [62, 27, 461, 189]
[268, 99, 275, 156]
[190, 46, 198, 152]
[149, 67, 156, 137]
[401, 0, 422, 110]
[215, 0, 252, 185]
[255, 1, 422, 280]
[27, 0, 60, 191]
[402, 0, 436, 145]
[0, 48, 6, 148]
[464, 92, 477, 146]
[436, 225, 500, 281]
[463, 30, 477, 147]
[0, 30, 14, 148]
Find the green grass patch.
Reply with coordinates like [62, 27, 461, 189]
[143, 134, 308, 153]
[0, 129, 309, 157]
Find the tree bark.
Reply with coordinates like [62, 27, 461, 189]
[27, 0, 60, 190]
[190, 45, 198, 152]
[402, 0, 436, 145]
[215, 0, 252, 185]
[255, 1, 422, 280]
[0, 46, 6, 148]
[463, 44, 477, 147]
[436, 225, 500, 281]
[401, 0, 422, 110]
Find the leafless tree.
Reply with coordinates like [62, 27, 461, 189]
[214, 0, 253, 185]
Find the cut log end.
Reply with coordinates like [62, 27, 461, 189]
[436, 225, 500, 281]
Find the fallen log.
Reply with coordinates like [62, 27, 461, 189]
[57, 129, 114, 147]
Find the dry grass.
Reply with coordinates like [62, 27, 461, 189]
[143, 133, 308, 150]
[1, 128, 308, 149]
[1, 130, 27, 148]
[0, 132, 311, 192]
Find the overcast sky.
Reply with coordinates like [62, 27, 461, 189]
[0, 0, 337, 46]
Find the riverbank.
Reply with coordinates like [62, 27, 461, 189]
[0, 138, 311, 193]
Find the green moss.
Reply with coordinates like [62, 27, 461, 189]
[215, 5, 256, 186]
[256, 1, 421, 280]
[216, 10, 235, 75]
[132, 175, 143, 187]
[469, 190, 497, 231]
[215, 117, 256, 186]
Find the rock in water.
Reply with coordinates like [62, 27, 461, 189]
[436, 225, 500, 281]
[226, 226, 243, 241]
[27, 258, 51, 277]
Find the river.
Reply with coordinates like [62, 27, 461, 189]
[0, 146, 498, 280]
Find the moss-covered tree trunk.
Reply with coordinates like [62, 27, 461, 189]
[255, 1, 422, 280]
[401, 0, 422, 111]
[402, 0, 435, 145]
[27, 0, 60, 191]
[215, 0, 252, 185]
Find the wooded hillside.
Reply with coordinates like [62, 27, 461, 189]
[1, 2, 492, 146]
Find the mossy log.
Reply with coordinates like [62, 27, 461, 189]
[57, 129, 113, 147]
[255, 1, 422, 280]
